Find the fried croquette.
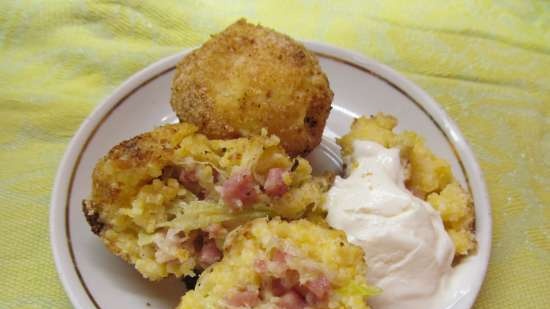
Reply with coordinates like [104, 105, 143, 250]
[83, 123, 331, 281]
[177, 218, 378, 309]
[337, 113, 476, 256]
[170, 19, 333, 156]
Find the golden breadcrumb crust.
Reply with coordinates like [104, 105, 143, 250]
[170, 19, 333, 156]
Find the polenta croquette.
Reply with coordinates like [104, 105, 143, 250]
[337, 113, 476, 256]
[177, 218, 378, 309]
[170, 19, 333, 156]
[83, 123, 331, 281]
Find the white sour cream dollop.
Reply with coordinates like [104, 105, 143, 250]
[326, 140, 455, 309]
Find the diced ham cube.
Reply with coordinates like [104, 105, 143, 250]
[271, 249, 288, 264]
[271, 278, 287, 297]
[264, 168, 289, 197]
[277, 290, 307, 309]
[300, 275, 331, 304]
[280, 270, 300, 290]
[271, 270, 300, 297]
[306, 275, 330, 300]
[198, 240, 222, 268]
[267, 249, 291, 276]
[221, 170, 258, 210]
[178, 168, 205, 198]
[226, 290, 261, 308]
[178, 168, 198, 184]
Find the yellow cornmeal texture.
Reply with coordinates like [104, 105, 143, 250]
[170, 19, 333, 156]
[84, 123, 330, 281]
[178, 218, 377, 309]
[337, 113, 475, 256]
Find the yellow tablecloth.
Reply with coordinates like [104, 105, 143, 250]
[1, 1, 548, 308]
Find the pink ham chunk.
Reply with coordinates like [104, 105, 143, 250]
[178, 168, 205, 198]
[277, 290, 307, 309]
[303, 275, 331, 303]
[270, 270, 300, 297]
[264, 168, 289, 197]
[178, 168, 198, 184]
[270, 278, 287, 297]
[198, 240, 222, 268]
[280, 270, 300, 290]
[250, 248, 333, 308]
[272, 249, 288, 264]
[221, 170, 258, 210]
[226, 290, 261, 308]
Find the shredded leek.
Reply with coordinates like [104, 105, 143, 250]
[162, 200, 274, 232]
[338, 281, 381, 298]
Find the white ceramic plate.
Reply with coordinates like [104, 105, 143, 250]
[50, 42, 491, 309]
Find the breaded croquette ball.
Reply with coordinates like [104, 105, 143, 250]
[337, 113, 476, 256]
[177, 218, 378, 309]
[83, 123, 331, 281]
[170, 19, 333, 156]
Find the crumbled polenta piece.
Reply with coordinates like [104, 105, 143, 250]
[177, 218, 377, 309]
[428, 182, 476, 255]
